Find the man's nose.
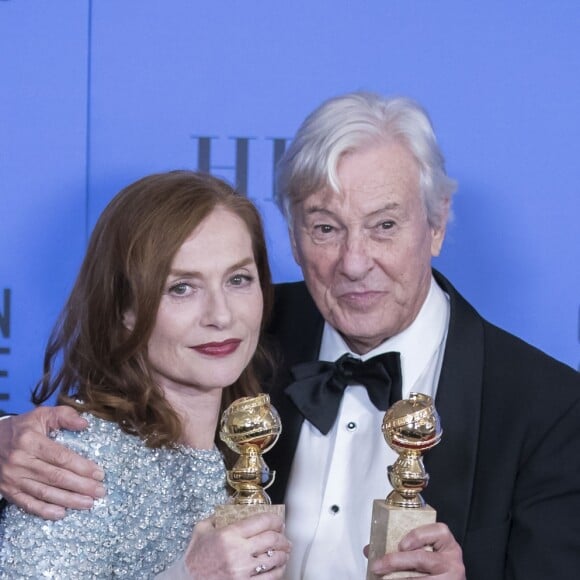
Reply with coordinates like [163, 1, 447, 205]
[338, 231, 374, 280]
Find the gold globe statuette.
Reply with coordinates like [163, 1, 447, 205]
[214, 394, 285, 527]
[366, 393, 442, 580]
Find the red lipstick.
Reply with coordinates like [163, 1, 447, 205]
[192, 339, 241, 357]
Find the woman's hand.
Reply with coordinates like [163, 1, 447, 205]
[184, 512, 291, 579]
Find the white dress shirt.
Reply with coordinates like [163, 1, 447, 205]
[284, 277, 450, 580]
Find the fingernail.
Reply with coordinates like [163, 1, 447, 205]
[399, 538, 411, 551]
[93, 468, 105, 481]
[48, 506, 67, 520]
[95, 485, 106, 498]
[79, 496, 95, 508]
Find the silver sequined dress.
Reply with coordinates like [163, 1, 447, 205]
[0, 413, 227, 578]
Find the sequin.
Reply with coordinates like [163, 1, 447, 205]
[0, 414, 227, 578]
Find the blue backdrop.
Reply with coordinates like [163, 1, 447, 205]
[1, 0, 579, 413]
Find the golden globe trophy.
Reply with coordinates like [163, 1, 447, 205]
[214, 394, 285, 527]
[366, 393, 442, 579]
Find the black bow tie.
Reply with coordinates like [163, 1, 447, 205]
[286, 352, 402, 435]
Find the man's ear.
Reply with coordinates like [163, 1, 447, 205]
[431, 198, 450, 257]
[123, 310, 136, 332]
[289, 225, 302, 266]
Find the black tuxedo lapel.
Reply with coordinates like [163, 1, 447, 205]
[423, 270, 484, 545]
[265, 282, 325, 504]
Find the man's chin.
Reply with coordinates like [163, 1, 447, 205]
[333, 290, 387, 312]
[332, 319, 394, 354]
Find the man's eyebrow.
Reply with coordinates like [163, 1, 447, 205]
[303, 202, 402, 217]
[303, 205, 334, 216]
[366, 203, 402, 217]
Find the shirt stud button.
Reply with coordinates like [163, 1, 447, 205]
[330, 504, 340, 514]
[346, 421, 357, 432]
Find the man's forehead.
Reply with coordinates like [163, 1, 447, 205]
[300, 183, 411, 216]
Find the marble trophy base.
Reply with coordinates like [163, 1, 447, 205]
[214, 503, 285, 528]
[366, 500, 436, 580]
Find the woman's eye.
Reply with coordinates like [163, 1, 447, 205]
[169, 282, 191, 296]
[230, 274, 253, 287]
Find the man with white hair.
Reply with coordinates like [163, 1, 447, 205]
[264, 92, 580, 579]
[1, 92, 579, 579]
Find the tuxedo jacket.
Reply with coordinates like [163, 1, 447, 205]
[264, 271, 580, 580]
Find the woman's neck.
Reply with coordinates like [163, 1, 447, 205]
[161, 386, 222, 449]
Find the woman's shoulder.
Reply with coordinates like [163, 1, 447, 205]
[52, 413, 148, 469]
[54, 414, 225, 482]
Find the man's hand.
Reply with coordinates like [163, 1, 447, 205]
[365, 523, 465, 579]
[184, 512, 291, 579]
[0, 406, 105, 520]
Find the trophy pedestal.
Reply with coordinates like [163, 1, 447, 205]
[366, 500, 436, 580]
[214, 503, 285, 528]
